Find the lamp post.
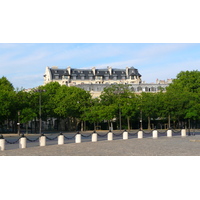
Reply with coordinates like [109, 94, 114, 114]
[17, 111, 20, 135]
[34, 89, 46, 134]
[140, 110, 143, 130]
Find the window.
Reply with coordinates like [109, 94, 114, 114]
[55, 75, 59, 79]
[81, 76, 85, 80]
[73, 76, 76, 80]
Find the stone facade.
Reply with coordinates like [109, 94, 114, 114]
[43, 66, 172, 97]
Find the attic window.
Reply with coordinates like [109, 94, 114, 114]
[55, 70, 57, 73]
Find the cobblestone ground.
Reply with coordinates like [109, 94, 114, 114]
[1, 135, 200, 156]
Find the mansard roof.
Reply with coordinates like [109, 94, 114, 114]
[49, 66, 141, 80]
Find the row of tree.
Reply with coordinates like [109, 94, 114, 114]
[1, 70, 200, 133]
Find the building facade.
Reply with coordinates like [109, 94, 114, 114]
[43, 66, 172, 97]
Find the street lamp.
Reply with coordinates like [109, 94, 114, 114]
[17, 111, 20, 135]
[140, 110, 143, 130]
[34, 89, 46, 134]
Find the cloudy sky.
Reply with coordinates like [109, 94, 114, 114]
[0, 43, 200, 89]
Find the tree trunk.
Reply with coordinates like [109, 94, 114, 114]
[26, 123, 28, 134]
[81, 121, 84, 132]
[127, 117, 130, 131]
[168, 114, 171, 128]
[148, 116, 151, 130]
[34, 117, 37, 133]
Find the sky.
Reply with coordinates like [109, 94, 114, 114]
[0, 43, 200, 89]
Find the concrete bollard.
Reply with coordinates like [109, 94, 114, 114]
[75, 132, 81, 143]
[152, 130, 158, 138]
[0, 135, 5, 151]
[19, 135, 26, 149]
[167, 129, 172, 137]
[138, 130, 143, 139]
[107, 131, 113, 141]
[39, 135, 46, 146]
[123, 130, 128, 140]
[92, 132, 97, 142]
[181, 129, 186, 137]
[58, 133, 64, 145]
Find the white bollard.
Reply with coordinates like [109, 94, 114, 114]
[107, 131, 113, 141]
[19, 136, 26, 149]
[58, 134, 64, 145]
[0, 137, 5, 151]
[138, 130, 143, 139]
[181, 129, 186, 137]
[75, 133, 81, 143]
[39, 135, 46, 146]
[167, 129, 172, 137]
[92, 132, 97, 142]
[123, 131, 128, 140]
[152, 130, 158, 138]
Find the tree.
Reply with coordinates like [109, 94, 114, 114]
[53, 85, 91, 130]
[0, 77, 16, 131]
[140, 92, 161, 129]
[100, 84, 138, 130]
[165, 70, 200, 128]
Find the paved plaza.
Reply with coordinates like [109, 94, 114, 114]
[1, 132, 200, 156]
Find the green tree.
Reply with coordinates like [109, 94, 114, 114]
[0, 77, 16, 131]
[165, 70, 200, 128]
[100, 84, 138, 130]
[54, 85, 91, 130]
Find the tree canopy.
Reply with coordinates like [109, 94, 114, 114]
[1, 70, 200, 132]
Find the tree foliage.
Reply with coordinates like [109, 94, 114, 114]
[1, 70, 200, 132]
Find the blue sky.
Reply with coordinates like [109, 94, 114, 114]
[0, 43, 200, 89]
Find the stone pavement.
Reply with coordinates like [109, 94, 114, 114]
[1, 135, 200, 156]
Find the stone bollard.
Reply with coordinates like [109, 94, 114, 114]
[123, 130, 128, 140]
[107, 131, 113, 141]
[152, 130, 158, 138]
[167, 129, 172, 137]
[19, 134, 27, 149]
[39, 134, 46, 146]
[0, 135, 5, 151]
[75, 132, 81, 143]
[138, 130, 143, 139]
[92, 131, 97, 142]
[58, 132, 64, 145]
[181, 129, 186, 137]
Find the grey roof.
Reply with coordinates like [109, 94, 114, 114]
[49, 67, 141, 80]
